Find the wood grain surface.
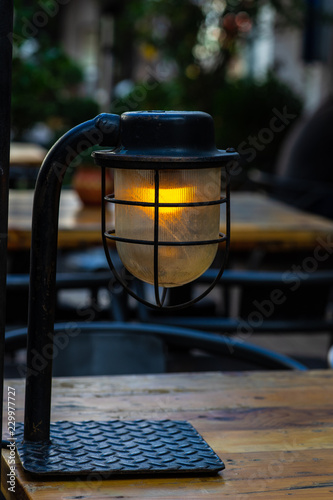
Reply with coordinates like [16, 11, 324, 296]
[2, 370, 333, 499]
[8, 189, 333, 251]
[10, 143, 46, 166]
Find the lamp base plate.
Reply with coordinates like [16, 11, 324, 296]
[15, 420, 224, 477]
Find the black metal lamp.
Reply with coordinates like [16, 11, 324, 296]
[94, 110, 237, 309]
[12, 111, 238, 477]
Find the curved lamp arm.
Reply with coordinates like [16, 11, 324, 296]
[24, 114, 120, 442]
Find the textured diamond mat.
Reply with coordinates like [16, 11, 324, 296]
[15, 420, 224, 476]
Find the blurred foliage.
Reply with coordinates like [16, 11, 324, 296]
[10, 0, 305, 172]
[113, 0, 304, 81]
[11, 0, 98, 142]
[111, 0, 305, 176]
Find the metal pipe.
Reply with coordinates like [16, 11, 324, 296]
[0, 0, 13, 480]
[24, 113, 120, 442]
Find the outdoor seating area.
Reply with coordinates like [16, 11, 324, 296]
[2, 1, 333, 499]
[5, 188, 333, 370]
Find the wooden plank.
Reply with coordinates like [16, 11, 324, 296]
[2, 371, 333, 499]
[10, 143, 46, 166]
[8, 190, 333, 250]
[229, 192, 333, 250]
[2, 449, 333, 499]
[4, 371, 333, 421]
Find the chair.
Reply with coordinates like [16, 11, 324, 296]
[5, 321, 307, 378]
[249, 98, 333, 219]
[6, 271, 126, 325]
[138, 268, 333, 327]
[136, 269, 333, 367]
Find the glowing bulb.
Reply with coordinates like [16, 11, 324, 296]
[143, 186, 196, 216]
[113, 168, 221, 287]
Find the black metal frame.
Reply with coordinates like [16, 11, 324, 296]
[23, 114, 121, 443]
[14, 419, 225, 476]
[9, 113, 234, 479]
[101, 166, 231, 310]
[0, 0, 13, 487]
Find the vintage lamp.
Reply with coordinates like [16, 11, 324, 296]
[12, 112, 239, 477]
[93, 111, 237, 308]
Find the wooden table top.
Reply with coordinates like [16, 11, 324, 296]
[8, 189, 333, 251]
[2, 370, 333, 499]
[10, 143, 46, 166]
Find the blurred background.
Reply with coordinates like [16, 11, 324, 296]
[11, 0, 333, 180]
[6, 0, 333, 374]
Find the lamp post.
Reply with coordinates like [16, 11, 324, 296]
[13, 111, 238, 477]
[0, 0, 13, 485]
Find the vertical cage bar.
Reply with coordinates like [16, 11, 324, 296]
[226, 166, 230, 248]
[101, 166, 110, 270]
[153, 170, 161, 306]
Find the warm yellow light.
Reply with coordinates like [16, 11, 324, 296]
[143, 186, 195, 216]
[137, 186, 195, 224]
[113, 168, 221, 287]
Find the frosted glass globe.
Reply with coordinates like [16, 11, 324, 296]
[114, 167, 221, 287]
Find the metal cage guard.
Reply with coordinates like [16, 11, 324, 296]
[101, 166, 231, 311]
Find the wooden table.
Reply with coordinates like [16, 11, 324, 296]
[10, 143, 46, 166]
[2, 370, 333, 499]
[9, 143, 47, 190]
[8, 189, 333, 252]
